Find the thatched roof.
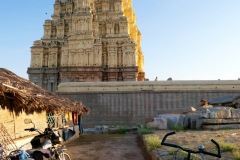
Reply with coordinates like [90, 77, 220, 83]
[0, 68, 89, 115]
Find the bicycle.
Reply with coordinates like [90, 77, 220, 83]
[161, 131, 221, 160]
[1, 140, 71, 160]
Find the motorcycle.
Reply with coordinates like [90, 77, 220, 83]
[6, 118, 72, 160]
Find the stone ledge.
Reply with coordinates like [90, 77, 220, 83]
[202, 118, 240, 124]
[201, 107, 232, 119]
[57, 80, 240, 92]
[202, 124, 240, 130]
[232, 109, 240, 118]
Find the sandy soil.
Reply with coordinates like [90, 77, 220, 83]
[67, 133, 151, 160]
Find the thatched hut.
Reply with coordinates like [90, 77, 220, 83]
[0, 68, 89, 139]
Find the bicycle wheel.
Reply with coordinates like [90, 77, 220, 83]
[58, 150, 72, 160]
[173, 149, 206, 160]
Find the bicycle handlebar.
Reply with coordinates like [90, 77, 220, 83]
[161, 132, 221, 158]
[161, 131, 176, 143]
[207, 139, 221, 158]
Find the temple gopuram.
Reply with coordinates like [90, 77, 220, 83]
[27, 0, 145, 92]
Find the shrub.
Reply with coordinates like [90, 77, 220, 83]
[118, 125, 128, 134]
[145, 134, 161, 151]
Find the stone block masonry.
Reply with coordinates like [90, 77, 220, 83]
[201, 107, 240, 129]
[231, 109, 240, 118]
[57, 80, 240, 128]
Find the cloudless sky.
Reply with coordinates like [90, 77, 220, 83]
[1, 0, 240, 80]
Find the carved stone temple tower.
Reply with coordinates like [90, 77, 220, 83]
[27, 0, 145, 92]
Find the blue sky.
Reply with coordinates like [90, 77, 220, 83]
[1, 0, 240, 80]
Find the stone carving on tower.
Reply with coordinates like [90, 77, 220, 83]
[27, 0, 145, 92]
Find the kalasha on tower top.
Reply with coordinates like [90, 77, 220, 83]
[27, 0, 145, 92]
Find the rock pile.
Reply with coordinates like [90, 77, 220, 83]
[201, 107, 240, 129]
[145, 107, 240, 130]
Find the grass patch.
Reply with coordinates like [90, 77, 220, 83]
[233, 151, 240, 160]
[219, 141, 237, 152]
[145, 134, 161, 151]
[118, 125, 128, 134]
[174, 149, 188, 158]
[168, 148, 175, 155]
[171, 125, 185, 131]
[138, 127, 154, 135]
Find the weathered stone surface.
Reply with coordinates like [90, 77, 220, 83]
[146, 118, 168, 130]
[83, 125, 110, 134]
[200, 108, 211, 118]
[202, 118, 240, 124]
[59, 90, 240, 128]
[183, 113, 202, 129]
[202, 124, 240, 130]
[201, 107, 231, 119]
[146, 113, 203, 130]
[151, 149, 160, 160]
[231, 109, 240, 118]
[180, 106, 196, 114]
[83, 128, 103, 134]
[209, 107, 231, 119]
[149, 148, 171, 160]
[157, 149, 170, 156]
[145, 117, 154, 123]
[190, 116, 202, 129]
[183, 116, 190, 128]
[158, 114, 185, 129]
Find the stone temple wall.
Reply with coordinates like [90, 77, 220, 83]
[57, 81, 240, 127]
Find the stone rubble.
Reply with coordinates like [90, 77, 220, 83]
[145, 106, 240, 130]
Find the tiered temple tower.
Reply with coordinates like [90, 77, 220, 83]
[27, 0, 145, 92]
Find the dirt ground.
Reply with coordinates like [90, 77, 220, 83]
[67, 133, 151, 160]
[66, 129, 240, 160]
[154, 129, 240, 160]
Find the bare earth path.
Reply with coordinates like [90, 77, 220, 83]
[67, 134, 151, 160]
